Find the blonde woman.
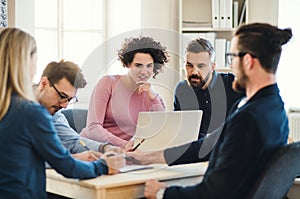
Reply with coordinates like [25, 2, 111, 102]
[0, 28, 124, 198]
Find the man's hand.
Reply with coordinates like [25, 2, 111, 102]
[125, 149, 166, 165]
[102, 152, 125, 175]
[72, 151, 100, 162]
[144, 179, 166, 199]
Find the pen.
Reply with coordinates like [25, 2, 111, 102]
[131, 138, 145, 151]
[79, 140, 90, 151]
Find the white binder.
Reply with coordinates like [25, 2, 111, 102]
[215, 39, 227, 68]
[225, 0, 233, 28]
[212, 0, 219, 28]
[219, 0, 226, 28]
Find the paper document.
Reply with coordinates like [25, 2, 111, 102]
[120, 165, 154, 173]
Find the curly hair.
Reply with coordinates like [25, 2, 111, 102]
[118, 36, 169, 78]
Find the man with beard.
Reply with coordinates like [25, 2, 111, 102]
[174, 38, 243, 139]
[126, 23, 291, 199]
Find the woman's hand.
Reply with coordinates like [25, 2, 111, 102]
[123, 140, 135, 151]
[136, 81, 158, 99]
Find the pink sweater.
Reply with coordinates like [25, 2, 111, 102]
[80, 75, 165, 147]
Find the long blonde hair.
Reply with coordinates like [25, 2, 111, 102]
[0, 28, 37, 120]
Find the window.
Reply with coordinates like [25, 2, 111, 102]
[278, 0, 300, 109]
[34, 0, 105, 83]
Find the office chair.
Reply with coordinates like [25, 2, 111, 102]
[247, 141, 300, 199]
[61, 109, 88, 133]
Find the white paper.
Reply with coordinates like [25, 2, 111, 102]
[120, 165, 154, 173]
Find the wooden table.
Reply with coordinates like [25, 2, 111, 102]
[288, 178, 300, 199]
[46, 162, 207, 199]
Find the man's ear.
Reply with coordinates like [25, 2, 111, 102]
[243, 54, 254, 71]
[211, 62, 216, 70]
[40, 77, 49, 89]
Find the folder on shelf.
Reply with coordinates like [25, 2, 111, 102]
[225, 0, 233, 28]
[215, 39, 227, 68]
[212, 0, 233, 29]
[219, 0, 226, 28]
[226, 40, 231, 67]
[219, 0, 233, 28]
[206, 32, 217, 48]
[233, 1, 239, 28]
[211, 0, 219, 28]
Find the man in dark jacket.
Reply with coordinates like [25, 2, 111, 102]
[128, 23, 292, 199]
[174, 38, 243, 139]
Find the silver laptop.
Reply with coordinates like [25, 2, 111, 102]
[133, 110, 203, 151]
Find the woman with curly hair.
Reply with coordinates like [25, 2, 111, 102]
[81, 36, 169, 147]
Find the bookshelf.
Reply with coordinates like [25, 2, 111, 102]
[179, 0, 279, 73]
[180, 0, 278, 37]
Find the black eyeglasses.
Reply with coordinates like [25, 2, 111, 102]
[48, 79, 78, 105]
[226, 52, 257, 65]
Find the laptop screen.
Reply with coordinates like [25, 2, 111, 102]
[133, 110, 203, 151]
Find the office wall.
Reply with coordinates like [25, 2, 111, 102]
[140, 0, 180, 111]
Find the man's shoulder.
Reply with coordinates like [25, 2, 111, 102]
[174, 80, 191, 93]
[175, 80, 188, 88]
[218, 72, 235, 81]
[216, 72, 236, 89]
[52, 110, 68, 124]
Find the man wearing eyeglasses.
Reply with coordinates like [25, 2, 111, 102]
[138, 23, 291, 199]
[34, 60, 121, 159]
[174, 38, 243, 139]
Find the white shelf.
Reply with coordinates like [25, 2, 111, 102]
[182, 27, 235, 32]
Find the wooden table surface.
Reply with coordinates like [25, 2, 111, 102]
[46, 162, 208, 199]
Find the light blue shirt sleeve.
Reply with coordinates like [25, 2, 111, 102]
[52, 111, 102, 153]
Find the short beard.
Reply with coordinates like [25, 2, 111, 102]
[232, 79, 246, 93]
[232, 63, 247, 93]
[188, 73, 210, 89]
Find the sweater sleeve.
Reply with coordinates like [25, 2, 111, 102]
[81, 76, 128, 147]
[53, 111, 102, 153]
[150, 94, 165, 111]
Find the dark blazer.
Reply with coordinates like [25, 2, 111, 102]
[164, 84, 289, 199]
[174, 72, 243, 138]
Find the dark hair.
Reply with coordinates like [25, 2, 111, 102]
[41, 59, 87, 89]
[117, 36, 169, 78]
[186, 38, 215, 62]
[235, 23, 292, 73]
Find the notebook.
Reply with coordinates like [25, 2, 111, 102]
[133, 110, 203, 151]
